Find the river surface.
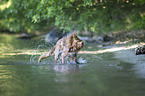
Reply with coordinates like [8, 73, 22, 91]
[0, 34, 145, 96]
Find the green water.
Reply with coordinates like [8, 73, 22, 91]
[0, 34, 145, 96]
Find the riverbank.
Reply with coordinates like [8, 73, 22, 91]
[80, 40, 145, 65]
[114, 48, 145, 64]
[113, 45, 145, 78]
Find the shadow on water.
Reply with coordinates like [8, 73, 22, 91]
[1, 34, 145, 96]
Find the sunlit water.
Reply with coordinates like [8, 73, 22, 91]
[0, 34, 145, 96]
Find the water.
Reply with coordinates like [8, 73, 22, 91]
[0, 34, 145, 96]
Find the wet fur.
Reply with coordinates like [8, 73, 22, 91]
[38, 31, 84, 64]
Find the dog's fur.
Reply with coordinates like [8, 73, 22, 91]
[38, 31, 84, 64]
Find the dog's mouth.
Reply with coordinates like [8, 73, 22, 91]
[78, 41, 84, 48]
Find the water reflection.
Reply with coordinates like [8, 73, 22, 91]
[54, 64, 80, 73]
[0, 65, 13, 80]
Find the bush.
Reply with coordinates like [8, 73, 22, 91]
[0, 0, 145, 34]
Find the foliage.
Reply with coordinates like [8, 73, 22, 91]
[0, 0, 145, 34]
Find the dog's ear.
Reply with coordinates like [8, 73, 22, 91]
[73, 30, 77, 38]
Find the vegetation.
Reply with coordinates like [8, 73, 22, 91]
[0, 0, 145, 34]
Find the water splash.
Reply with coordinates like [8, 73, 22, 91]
[30, 40, 55, 64]
[78, 57, 87, 64]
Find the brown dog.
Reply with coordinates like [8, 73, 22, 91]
[38, 31, 84, 64]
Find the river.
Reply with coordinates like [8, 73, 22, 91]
[0, 34, 145, 96]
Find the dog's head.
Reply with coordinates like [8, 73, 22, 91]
[72, 31, 84, 51]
